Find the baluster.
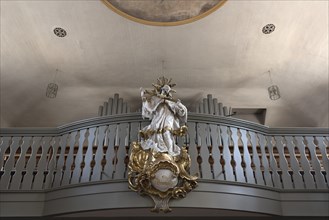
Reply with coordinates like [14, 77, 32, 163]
[230, 127, 244, 182]
[52, 134, 68, 188]
[127, 121, 138, 175]
[71, 129, 87, 184]
[129, 122, 139, 144]
[187, 122, 198, 176]
[197, 123, 212, 179]
[305, 136, 327, 189]
[11, 137, 32, 189]
[113, 125, 120, 178]
[44, 137, 60, 189]
[21, 137, 42, 190]
[285, 136, 304, 189]
[206, 124, 214, 178]
[295, 136, 315, 189]
[61, 131, 78, 186]
[274, 136, 293, 189]
[258, 134, 273, 187]
[123, 123, 130, 178]
[33, 136, 52, 189]
[209, 124, 223, 180]
[0, 137, 21, 190]
[240, 130, 254, 184]
[0, 137, 11, 172]
[80, 128, 96, 182]
[0, 137, 11, 188]
[266, 136, 281, 188]
[91, 126, 107, 181]
[103, 124, 117, 180]
[220, 126, 234, 181]
[316, 137, 329, 187]
[249, 131, 264, 185]
[113, 123, 128, 179]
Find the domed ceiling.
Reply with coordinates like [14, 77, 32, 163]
[0, 0, 328, 128]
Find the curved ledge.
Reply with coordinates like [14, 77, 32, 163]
[1, 180, 328, 217]
[1, 113, 328, 136]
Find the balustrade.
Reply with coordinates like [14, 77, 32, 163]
[0, 114, 328, 191]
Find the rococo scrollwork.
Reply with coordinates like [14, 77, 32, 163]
[128, 77, 198, 212]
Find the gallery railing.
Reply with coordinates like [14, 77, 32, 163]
[0, 113, 328, 190]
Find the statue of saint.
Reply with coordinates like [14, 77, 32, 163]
[139, 77, 187, 156]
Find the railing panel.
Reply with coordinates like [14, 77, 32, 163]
[61, 131, 78, 186]
[127, 121, 140, 177]
[52, 134, 68, 188]
[80, 128, 96, 183]
[209, 124, 224, 180]
[21, 136, 42, 190]
[33, 136, 52, 189]
[230, 127, 244, 182]
[198, 123, 212, 179]
[44, 137, 60, 189]
[187, 122, 198, 177]
[71, 129, 87, 184]
[123, 123, 130, 178]
[220, 125, 234, 181]
[129, 122, 139, 144]
[258, 133, 273, 187]
[0, 137, 21, 190]
[240, 129, 254, 184]
[266, 136, 281, 188]
[0, 137, 11, 174]
[295, 136, 316, 189]
[305, 137, 327, 189]
[249, 131, 264, 186]
[316, 137, 329, 187]
[274, 136, 293, 189]
[102, 125, 116, 180]
[91, 126, 107, 181]
[285, 136, 304, 189]
[113, 123, 128, 179]
[10, 137, 32, 190]
[1, 114, 328, 191]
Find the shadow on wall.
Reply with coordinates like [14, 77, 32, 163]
[266, 82, 329, 127]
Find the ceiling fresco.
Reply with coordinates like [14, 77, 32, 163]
[102, 0, 227, 26]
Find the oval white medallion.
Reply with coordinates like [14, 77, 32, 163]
[151, 169, 178, 192]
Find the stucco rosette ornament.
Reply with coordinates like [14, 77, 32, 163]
[128, 77, 198, 212]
